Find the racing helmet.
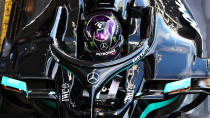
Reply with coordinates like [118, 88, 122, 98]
[83, 12, 124, 60]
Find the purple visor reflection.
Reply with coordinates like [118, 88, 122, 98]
[86, 15, 116, 41]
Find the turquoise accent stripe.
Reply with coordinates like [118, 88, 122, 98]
[164, 78, 191, 93]
[40, 99, 56, 109]
[103, 49, 149, 86]
[140, 96, 179, 118]
[1, 76, 28, 96]
[57, 62, 84, 86]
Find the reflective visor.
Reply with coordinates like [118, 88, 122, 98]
[86, 15, 116, 42]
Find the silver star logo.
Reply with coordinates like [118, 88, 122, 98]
[87, 72, 99, 84]
[95, 22, 103, 29]
[100, 43, 108, 50]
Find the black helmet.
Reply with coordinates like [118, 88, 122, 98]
[83, 12, 124, 60]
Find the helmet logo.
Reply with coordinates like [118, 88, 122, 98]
[100, 43, 108, 50]
[94, 21, 111, 41]
[95, 21, 103, 29]
[87, 72, 99, 84]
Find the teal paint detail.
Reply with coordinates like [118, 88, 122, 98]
[57, 62, 84, 86]
[103, 49, 149, 87]
[164, 78, 191, 93]
[49, 91, 56, 95]
[136, 92, 142, 96]
[40, 99, 56, 109]
[1, 76, 28, 96]
[140, 96, 179, 118]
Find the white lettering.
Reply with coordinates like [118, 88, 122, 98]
[132, 45, 149, 63]
[96, 49, 116, 56]
[7, 79, 20, 85]
[62, 89, 70, 101]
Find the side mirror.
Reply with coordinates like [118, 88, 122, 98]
[164, 78, 191, 95]
[136, 78, 210, 100]
[1, 76, 28, 97]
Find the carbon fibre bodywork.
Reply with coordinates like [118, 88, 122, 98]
[0, 0, 209, 118]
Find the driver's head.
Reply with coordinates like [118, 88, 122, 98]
[83, 12, 124, 61]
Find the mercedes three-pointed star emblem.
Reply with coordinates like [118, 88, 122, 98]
[87, 72, 99, 84]
[100, 43, 108, 50]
